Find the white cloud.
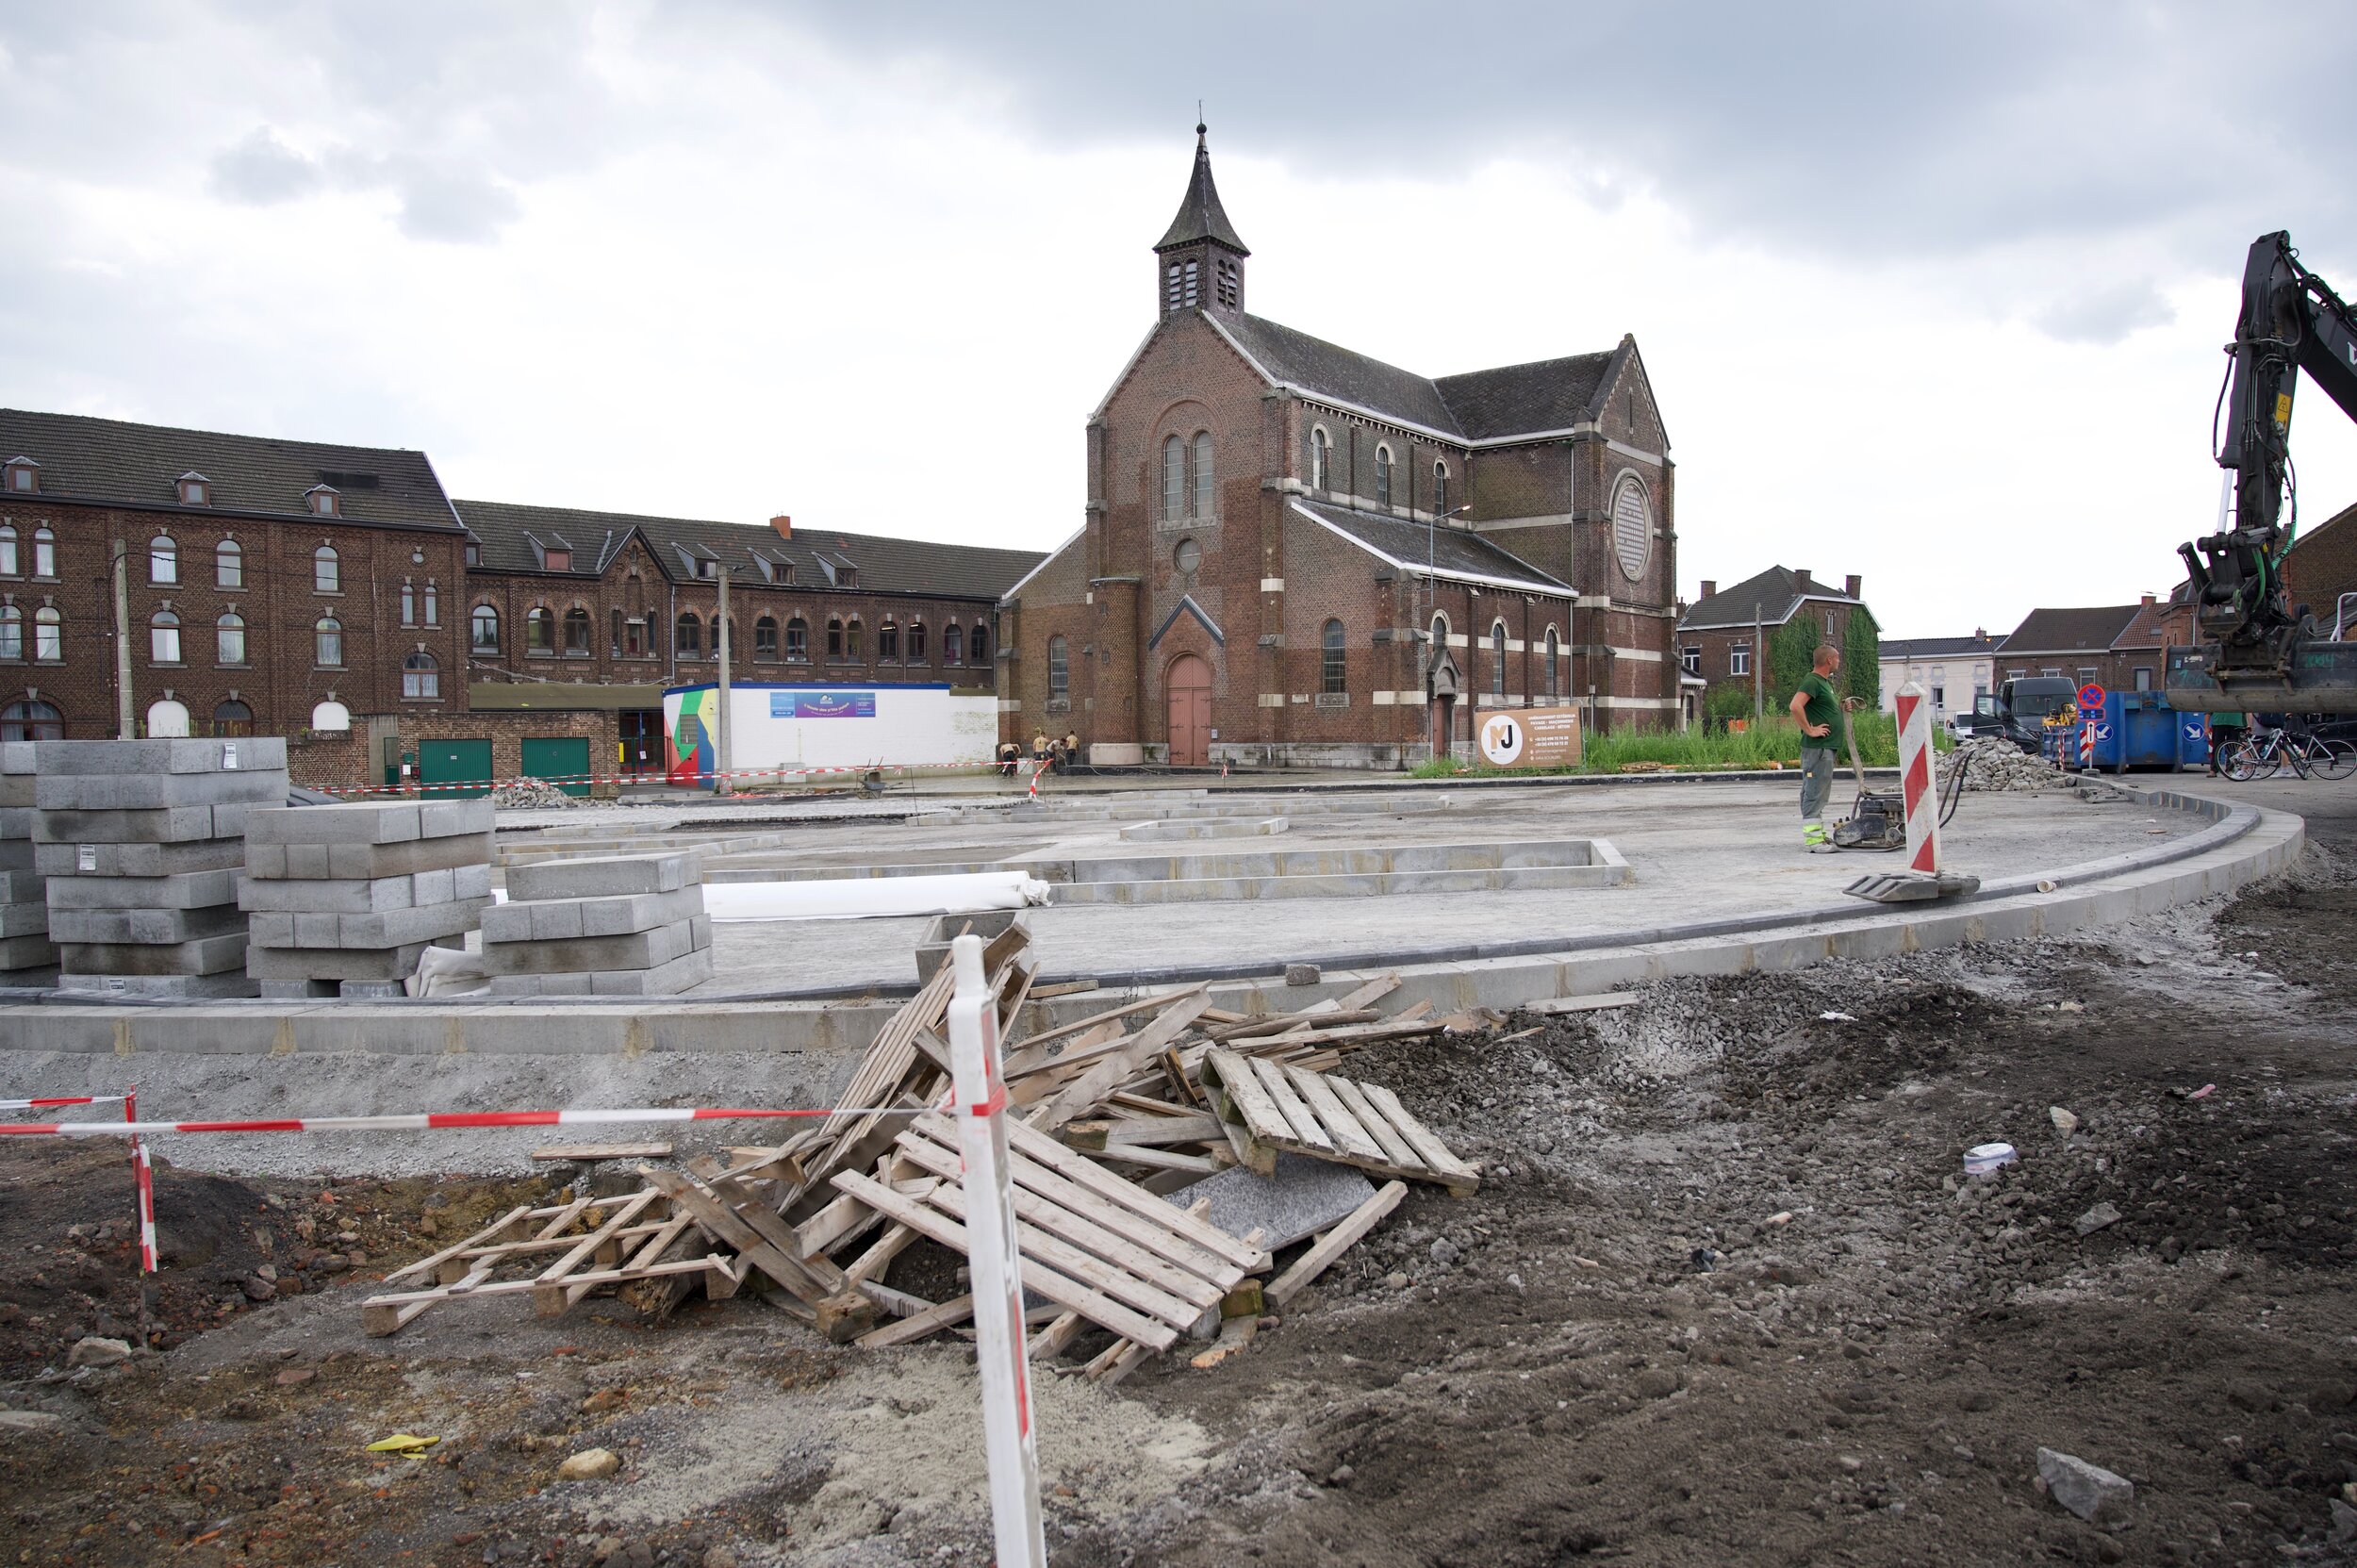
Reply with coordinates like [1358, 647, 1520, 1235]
[1, 1, 2354, 646]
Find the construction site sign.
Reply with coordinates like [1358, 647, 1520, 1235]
[1477, 706, 1583, 768]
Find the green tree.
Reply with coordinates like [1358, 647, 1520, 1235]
[1767, 618, 1822, 711]
[1841, 605, 1882, 707]
[1704, 682, 1755, 724]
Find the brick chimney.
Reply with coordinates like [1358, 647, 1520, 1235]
[1844, 573, 1862, 599]
[2140, 591, 2155, 606]
[768, 514, 792, 540]
[1699, 579, 1717, 600]
[1792, 568, 1812, 592]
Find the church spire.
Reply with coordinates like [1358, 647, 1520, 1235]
[1154, 123, 1247, 319]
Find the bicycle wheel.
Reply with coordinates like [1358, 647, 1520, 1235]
[2222, 740, 2268, 782]
[2310, 738, 2357, 780]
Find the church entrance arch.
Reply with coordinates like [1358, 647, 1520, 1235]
[1166, 654, 1211, 767]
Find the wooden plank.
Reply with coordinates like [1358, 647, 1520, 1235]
[842, 1222, 917, 1286]
[1324, 1075, 1424, 1171]
[1007, 1027, 1130, 1098]
[923, 1112, 1264, 1273]
[1211, 1008, 1378, 1043]
[1247, 1055, 1335, 1152]
[858, 1293, 975, 1349]
[1091, 1340, 1154, 1386]
[531, 1188, 665, 1315]
[1357, 1082, 1481, 1194]
[1280, 1065, 1385, 1163]
[1266, 1180, 1407, 1308]
[900, 1141, 1224, 1316]
[1238, 1018, 1446, 1050]
[1032, 992, 1214, 1133]
[366, 1256, 725, 1314]
[1202, 1048, 1292, 1145]
[711, 1172, 851, 1294]
[1084, 1145, 1226, 1177]
[996, 958, 1038, 1036]
[1028, 979, 1098, 1001]
[530, 1143, 674, 1163]
[1003, 987, 1202, 1066]
[829, 1170, 1176, 1350]
[381, 1203, 533, 1286]
[1064, 1112, 1224, 1149]
[1328, 973, 1401, 1013]
[1520, 992, 1641, 1015]
[638, 1168, 836, 1302]
[1028, 1311, 1085, 1362]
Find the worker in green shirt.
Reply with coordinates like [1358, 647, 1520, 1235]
[1788, 643, 1863, 852]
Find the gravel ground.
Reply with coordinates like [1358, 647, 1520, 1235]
[4, 841, 2355, 1566]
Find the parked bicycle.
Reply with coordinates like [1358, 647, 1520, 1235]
[2219, 724, 2357, 781]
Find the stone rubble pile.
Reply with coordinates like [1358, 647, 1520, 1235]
[0, 744, 54, 985]
[36, 737, 289, 997]
[488, 778, 583, 810]
[239, 801, 496, 999]
[480, 850, 713, 996]
[1939, 735, 2066, 792]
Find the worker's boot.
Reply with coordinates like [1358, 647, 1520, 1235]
[1803, 819, 1836, 853]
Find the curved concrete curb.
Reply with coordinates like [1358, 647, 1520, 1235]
[0, 786, 2299, 1061]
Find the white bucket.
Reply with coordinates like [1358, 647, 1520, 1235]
[1963, 1142, 2018, 1177]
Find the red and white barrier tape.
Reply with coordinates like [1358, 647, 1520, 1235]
[0, 1094, 130, 1110]
[0, 1104, 925, 1138]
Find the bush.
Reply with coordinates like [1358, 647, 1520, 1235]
[1411, 710, 1947, 778]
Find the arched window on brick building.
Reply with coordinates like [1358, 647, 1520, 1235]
[674, 612, 701, 658]
[562, 606, 591, 655]
[528, 607, 556, 656]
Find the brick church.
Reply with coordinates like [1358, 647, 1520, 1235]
[999, 128, 1681, 768]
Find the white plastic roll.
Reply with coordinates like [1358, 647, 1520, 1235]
[701, 872, 1051, 922]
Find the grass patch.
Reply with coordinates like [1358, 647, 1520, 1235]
[1409, 713, 1946, 779]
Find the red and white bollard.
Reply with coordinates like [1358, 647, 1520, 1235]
[945, 933, 1047, 1567]
[2078, 721, 2094, 771]
[1895, 681, 1945, 878]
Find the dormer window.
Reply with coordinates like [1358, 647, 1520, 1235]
[305, 484, 340, 518]
[3, 458, 37, 494]
[464, 536, 481, 567]
[545, 549, 571, 571]
[178, 471, 211, 506]
[697, 558, 717, 580]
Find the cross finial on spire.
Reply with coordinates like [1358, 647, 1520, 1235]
[1196, 104, 1206, 146]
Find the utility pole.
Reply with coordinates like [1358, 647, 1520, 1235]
[111, 539, 135, 738]
[1752, 608, 1764, 721]
[714, 566, 733, 796]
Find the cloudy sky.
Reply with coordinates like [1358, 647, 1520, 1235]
[4, 1, 2354, 636]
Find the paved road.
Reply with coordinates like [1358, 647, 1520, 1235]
[2164, 769, 2357, 850]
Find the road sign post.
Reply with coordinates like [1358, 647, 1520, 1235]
[945, 933, 1047, 1568]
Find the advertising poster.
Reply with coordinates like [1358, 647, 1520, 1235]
[1477, 706, 1583, 768]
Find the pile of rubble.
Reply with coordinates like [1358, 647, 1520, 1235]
[1940, 735, 2067, 792]
[361, 925, 1486, 1380]
[487, 779, 583, 810]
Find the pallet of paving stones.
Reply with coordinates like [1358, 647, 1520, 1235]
[358, 931, 1462, 1379]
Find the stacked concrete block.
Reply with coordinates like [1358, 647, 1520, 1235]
[35, 737, 289, 997]
[0, 744, 55, 985]
[483, 851, 713, 997]
[240, 801, 495, 999]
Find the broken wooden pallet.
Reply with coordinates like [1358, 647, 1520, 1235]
[822, 1110, 1266, 1354]
[1198, 1047, 1481, 1197]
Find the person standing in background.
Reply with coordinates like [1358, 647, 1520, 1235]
[1788, 644, 1861, 852]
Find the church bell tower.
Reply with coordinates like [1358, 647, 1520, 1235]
[1154, 124, 1249, 321]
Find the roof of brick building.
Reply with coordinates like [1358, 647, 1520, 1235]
[1678, 566, 1864, 632]
[1155, 127, 1250, 255]
[1289, 498, 1570, 594]
[456, 500, 1042, 600]
[1211, 316, 1634, 446]
[1996, 604, 2143, 654]
[0, 408, 459, 531]
[1879, 635, 1999, 659]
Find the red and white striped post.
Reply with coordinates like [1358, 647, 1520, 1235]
[945, 932, 1047, 1568]
[1895, 681, 1944, 877]
[126, 1087, 156, 1274]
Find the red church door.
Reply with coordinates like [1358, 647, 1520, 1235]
[1167, 655, 1211, 767]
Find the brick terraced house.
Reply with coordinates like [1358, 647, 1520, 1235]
[1675, 566, 1872, 697]
[0, 409, 1038, 790]
[999, 128, 1681, 767]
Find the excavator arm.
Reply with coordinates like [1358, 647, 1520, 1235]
[2169, 232, 2357, 712]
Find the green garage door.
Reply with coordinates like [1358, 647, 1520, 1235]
[519, 736, 592, 798]
[418, 738, 494, 800]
